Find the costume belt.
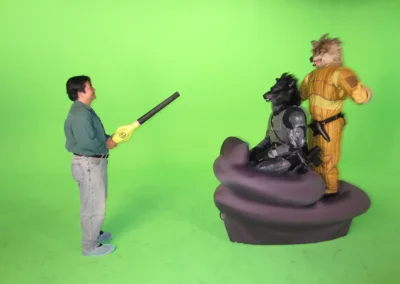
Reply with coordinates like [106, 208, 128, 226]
[308, 113, 345, 142]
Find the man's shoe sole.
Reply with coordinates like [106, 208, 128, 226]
[83, 244, 115, 256]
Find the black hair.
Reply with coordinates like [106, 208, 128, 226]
[66, 75, 91, 101]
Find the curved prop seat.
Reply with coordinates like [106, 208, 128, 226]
[213, 136, 371, 245]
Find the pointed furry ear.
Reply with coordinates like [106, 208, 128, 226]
[320, 33, 329, 41]
[311, 40, 318, 48]
[332, 37, 342, 45]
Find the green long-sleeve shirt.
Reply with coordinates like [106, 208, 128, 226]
[64, 101, 110, 155]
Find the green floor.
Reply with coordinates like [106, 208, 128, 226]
[1, 161, 397, 284]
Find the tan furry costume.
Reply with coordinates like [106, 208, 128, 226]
[300, 34, 372, 194]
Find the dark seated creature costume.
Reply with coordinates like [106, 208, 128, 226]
[248, 73, 322, 174]
[212, 73, 371, 245]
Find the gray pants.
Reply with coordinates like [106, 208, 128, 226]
[70, 155, 108, 251]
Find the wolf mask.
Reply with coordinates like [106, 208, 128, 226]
[309, 33, 343, 68]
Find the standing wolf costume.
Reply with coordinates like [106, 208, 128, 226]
[249, 73, 322, 174]
[299, 34, 373, 195]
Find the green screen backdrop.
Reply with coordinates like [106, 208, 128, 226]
[1, 0, 398, 283]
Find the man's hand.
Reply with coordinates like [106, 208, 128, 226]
[106, 137, 118, 149]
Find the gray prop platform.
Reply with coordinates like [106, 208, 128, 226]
[213, 137, 371, 245]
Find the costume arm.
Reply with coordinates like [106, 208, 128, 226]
[268, 109, 307, 157]
[286, 110, 307, 149]
[335, 67, 372, 104]
[249, 136, 271, 162]
[71, 113, 106, 150]
[250, 133, 271, 155]
[255, 137, 270, 148]
[299, 74, 310, 101]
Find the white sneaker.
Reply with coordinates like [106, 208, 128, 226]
[83, 244, 115, 256]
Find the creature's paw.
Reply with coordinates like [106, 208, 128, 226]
[363, 87, 373, 103]
[267, 149, 278, 158]
[296, 166, 308, 174]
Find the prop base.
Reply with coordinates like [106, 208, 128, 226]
[221, 214, 352, 245]
[213, 136, 371, 245]
[216, 180, 371, 245]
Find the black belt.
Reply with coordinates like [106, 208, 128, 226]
[312, 113, 345, 125]
[308, 113, 345, 142]
[74, 153, 109, 158]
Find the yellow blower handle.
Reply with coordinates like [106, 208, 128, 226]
[111, 91, 180, 143]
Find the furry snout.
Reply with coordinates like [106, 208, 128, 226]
[263, 92, 272, 101]
[310, 54, 323, 67]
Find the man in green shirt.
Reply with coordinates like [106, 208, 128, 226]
[64, 75, 118, 256]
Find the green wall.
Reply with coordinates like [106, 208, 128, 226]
[1, 0, 398, 176]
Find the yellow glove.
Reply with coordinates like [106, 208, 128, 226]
[111, 121, 140, 143]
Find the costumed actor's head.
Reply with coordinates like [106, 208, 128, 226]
[309, 33, 343, 68]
